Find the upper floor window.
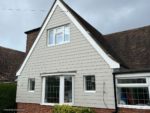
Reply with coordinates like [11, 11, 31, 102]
[48, 24, 70, 46]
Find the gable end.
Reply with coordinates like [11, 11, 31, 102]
[17, 0, 120, 76]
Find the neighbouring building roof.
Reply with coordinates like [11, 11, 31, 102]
[105, 25, 150, 70]
[0, 46, 25, 82]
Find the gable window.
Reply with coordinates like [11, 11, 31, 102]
[42, 76, 74, 105]
[48, 25, 70, 46]
[28, 78, 35, 92]
[84, 76, 96, 92]
[116, 77, 150, 108]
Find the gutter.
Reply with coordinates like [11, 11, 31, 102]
[113, 72, 119, 113]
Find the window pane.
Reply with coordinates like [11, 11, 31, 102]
[64, 76, 72, 103]
[64, 25, 70, 42]
[29, 78, 35, 91]
[118, 78, 146, 84]
[56, 27, 64, 44]
[118, 87, 150, 106]
[85, 76, 95, 91]
[45, 76, 60, 103]
[49, 30, 54, 45]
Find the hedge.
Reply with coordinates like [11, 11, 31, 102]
[0, 83, 16, 113]
[52, 105, 95, 113]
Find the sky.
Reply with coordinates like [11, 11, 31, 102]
[0, 0, 150, 52]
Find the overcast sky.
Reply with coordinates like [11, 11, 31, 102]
[0, 0, 150, 52]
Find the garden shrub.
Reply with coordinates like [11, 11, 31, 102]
[52, 105, 95, 113]
[0, 83, 16, 113]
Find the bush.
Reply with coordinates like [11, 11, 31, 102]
[52, 105, 95, 113]
[0, 83, 16, 113]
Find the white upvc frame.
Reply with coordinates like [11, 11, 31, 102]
[28, 78, 35, 93]
[116, 74, 150, 109]
[47, 24, 70, 47]
[84, 75, 96, 93]
[41, 75, 74, 106]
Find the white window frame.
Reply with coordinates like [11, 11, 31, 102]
[28, 78, 35, 93]
[47, 24, 70, 46]
[84, 75, 96, 93]
[116, 75, 150, 109]
[41, 75, 74, 106]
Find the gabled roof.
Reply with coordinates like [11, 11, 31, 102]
[105, 25, 150, 70]
[60, 0, 127, 68]
[25, 0, 125, 68]
[17, 0, 120, 75]
[0, 46, 25, 82]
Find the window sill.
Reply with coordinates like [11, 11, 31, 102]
[84, 90, 96, 93]
[40, 103, 73, 106]
[47, 41, 70, 47]
[28, 90, 35, 93]
[118, 104, 150, 109]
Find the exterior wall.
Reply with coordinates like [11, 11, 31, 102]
[16, 6, 115, 109]
[17, 103, 115, 113]
[118, 108, 150, 113]
[17, 103, 53, 113]
[17, 103, 150, 113]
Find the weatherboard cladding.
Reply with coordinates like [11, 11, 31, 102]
[16, 6, 115, 108]
[25, 24, 150, 71]
[25, 1, 150, 71]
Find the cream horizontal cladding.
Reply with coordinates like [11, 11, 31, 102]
[16, 6, 115, 109]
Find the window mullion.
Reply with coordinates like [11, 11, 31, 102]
[63, 26, 65, 42]
[148, 77, 150, 99]
[59, 76, 64, 104]
[54, 29, 56, 45]
[42, 77, 46, 104]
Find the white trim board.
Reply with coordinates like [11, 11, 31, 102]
[16, 0, 120, 76]
[116, 73, 150, 78]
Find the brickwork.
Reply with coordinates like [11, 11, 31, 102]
[17, 103, 150, 113]
[17, 103, 52, 113]
[118, 108, 150, 113]
[0, 46, 25, 82]
[17, 103, 115, 113]
[25, 28, 40, 53]
[93, 108, 115, 113]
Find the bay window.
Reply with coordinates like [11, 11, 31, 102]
[116, 77, 150, 108]
[48, 24, 70, 46]
[42, 76, 73, 105]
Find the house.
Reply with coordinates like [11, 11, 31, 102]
[0, 46, 25, 82]
[16, 0, 150, 113]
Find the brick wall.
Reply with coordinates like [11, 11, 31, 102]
[17, 103, 150, 113]
[17, 103, 115, 113]
[17, 103, 52, 113]
[25, 28, 40, 54]
[118, 108, 150, 113]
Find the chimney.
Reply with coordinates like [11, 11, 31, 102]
[25, 28, 41, 54]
